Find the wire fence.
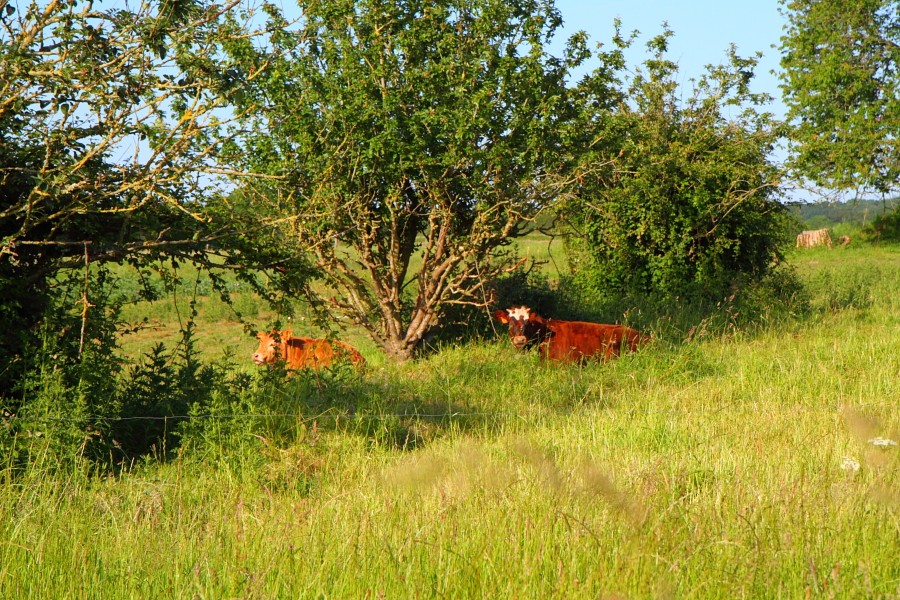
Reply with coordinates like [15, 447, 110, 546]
[4, 402, 898, 425]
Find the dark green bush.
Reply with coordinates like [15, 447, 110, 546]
[0, 267, 245, 473]
[863, 206, 900, 243]
[8, 267, 124, 472]
[564, 32, 794, 327]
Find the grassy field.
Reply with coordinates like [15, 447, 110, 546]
[1, 243, 898, 598]
[114, 231, 569, 365]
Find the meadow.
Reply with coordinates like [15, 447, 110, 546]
[1, 241, 898, 598]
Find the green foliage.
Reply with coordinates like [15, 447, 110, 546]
[177, 360, 429, 473]
[9, 267, 125, 471]
[214, 0, 621, 360]
[565, 30, 793, 318]
[863, 204, 900, 242]
[1, 265, 250, 472]
[779, 0, 900, 195]
[0, 0, 313, 396]
[112, 321, 232, 461]
[174, 371, 265, 470]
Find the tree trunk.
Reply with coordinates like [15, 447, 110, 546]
[383, 338, 416, 362]
[381, 307, 436, 361]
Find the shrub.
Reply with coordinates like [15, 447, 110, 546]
[564, 31, 794, 323]
[7, 267, 124, 472]
[0, 267, 246, 473]
[863, 206, 900, 243]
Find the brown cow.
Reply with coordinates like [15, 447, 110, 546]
[252, 330, 366, 370]
[494, 306, 649, 363]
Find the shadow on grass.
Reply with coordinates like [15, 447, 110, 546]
[240, 340, 718, 452]
[200, 357, 506, 453]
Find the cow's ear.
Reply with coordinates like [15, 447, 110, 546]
[494, 310, 510, 324]
[281, 329, 293, 339]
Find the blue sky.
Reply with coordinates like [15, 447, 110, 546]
[550, 0, 822, 200]
[552, 0, 787, 116]
[257, 0, 788, 116]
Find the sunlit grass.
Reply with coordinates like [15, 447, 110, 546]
[115, 232, 567, 363]
[2, 242, 898, 598]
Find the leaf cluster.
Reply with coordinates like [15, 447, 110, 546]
[0, 0, 312, 389]
[779, 0, 900, 195]
[565, 31, 793, 310]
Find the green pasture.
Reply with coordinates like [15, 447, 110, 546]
[1, 242, 898, 598]
[115, 232, 567, 364]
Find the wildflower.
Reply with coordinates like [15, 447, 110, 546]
[867, 437, 898, 448]
[840, 457, 860, 472]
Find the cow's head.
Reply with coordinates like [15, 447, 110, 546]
[252, 329, 292, 365]
[494, 306, 549, 351]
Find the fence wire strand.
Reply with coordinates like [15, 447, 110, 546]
[4, 402, 898, 425]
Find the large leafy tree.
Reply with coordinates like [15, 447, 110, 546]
[217, 0, 611, 360]
[1, 0, 232, 265]
[779, 0, 900, 196]
[0, 0, 304, 393]
[564, 30, 792, 309]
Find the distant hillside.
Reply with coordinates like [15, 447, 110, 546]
[786, 198, 899, 228]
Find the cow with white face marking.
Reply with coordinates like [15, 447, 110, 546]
[497, 306, 544, 351]
[494, 306, 649, 363]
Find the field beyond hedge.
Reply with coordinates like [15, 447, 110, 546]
[1, 245, 898, 598]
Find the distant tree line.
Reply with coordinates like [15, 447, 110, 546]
[789, 198, 900, 227]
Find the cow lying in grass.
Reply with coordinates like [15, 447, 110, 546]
[252, 330, 366, 371]
[494, 306, 649, 363]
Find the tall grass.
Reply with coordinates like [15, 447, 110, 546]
[1, 245, 898, 598]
